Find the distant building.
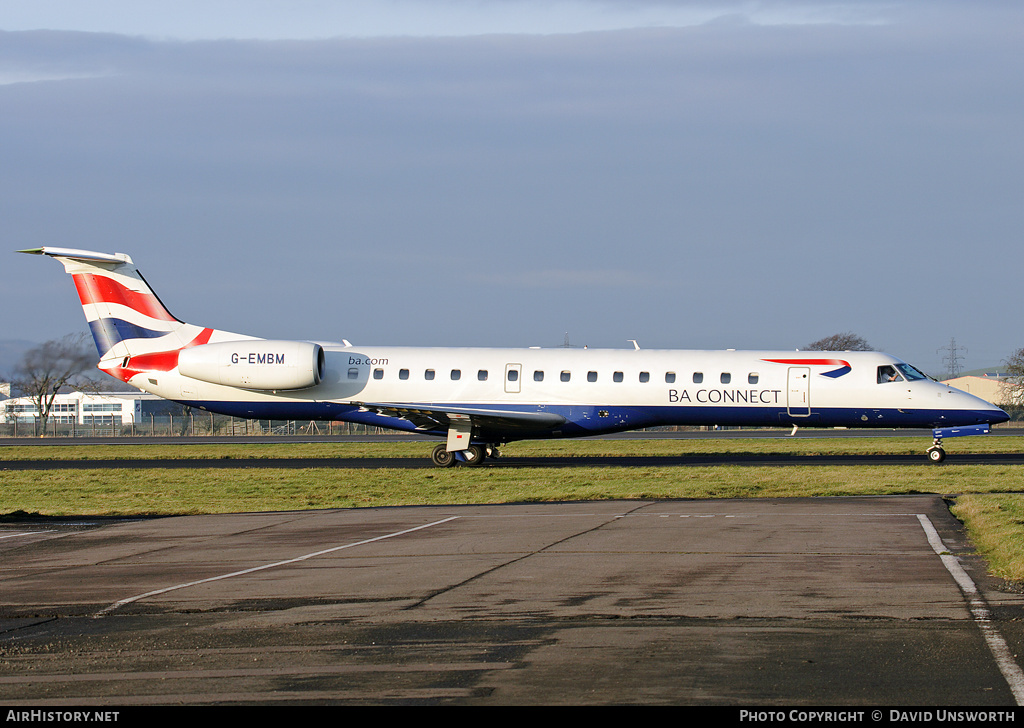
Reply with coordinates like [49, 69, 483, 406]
[0, 390, 179, 426]
[941, 375, 1011, 407]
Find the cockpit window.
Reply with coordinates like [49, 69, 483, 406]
[878, 365, 902, 383]
[894, 363, 928, 381]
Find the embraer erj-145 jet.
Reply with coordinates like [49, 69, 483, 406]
[23, 247, 1008, 465]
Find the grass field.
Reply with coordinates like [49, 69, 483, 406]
[3, 434, 1024, 581]
[2, 434, 1023, 460]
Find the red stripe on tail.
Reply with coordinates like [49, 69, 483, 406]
[72, 274, 177, 322]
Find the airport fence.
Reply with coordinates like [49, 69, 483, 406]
[0, 414, 404, 439]
[1, 412, 1020, 439]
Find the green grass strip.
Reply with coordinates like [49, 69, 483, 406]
[950, 493, 1024, 583]
[2, 435, 1023, 461]
[3, 464, 1023, 517]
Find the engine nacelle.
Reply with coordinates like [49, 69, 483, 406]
[178, 340, 325, 390]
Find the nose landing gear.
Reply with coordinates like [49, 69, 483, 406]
[927, 424, 991, 464]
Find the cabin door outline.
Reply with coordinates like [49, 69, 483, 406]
[787, 367, 811, 416]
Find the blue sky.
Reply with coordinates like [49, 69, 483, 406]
[2, 1, 1022, 375]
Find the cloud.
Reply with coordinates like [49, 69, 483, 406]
[0, 70, 109, 85]
[0, 0, 900, 41]
[3, 4, 1023, 370]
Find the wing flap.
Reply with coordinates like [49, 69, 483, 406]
[353, 402, 565, 433]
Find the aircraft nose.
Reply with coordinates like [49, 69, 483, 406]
[951, 388, 1010, 424]
[966, 393, 1010, 424]
[987, 405, 1011, 425]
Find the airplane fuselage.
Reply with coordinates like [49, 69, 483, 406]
[137, 345, 1003, 441]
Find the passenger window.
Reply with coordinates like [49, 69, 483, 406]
[399, 369, 409, 380]
[478, 370, 488, 381]
[665, 372, 676, 384]
[613, 372, 623, 383]
[508, 369, 518, 381]
[348, 368, 359, 380]
[639, 372, 650, 383]
[373, 368, 384, 380]
[692, 372, 703, 384]
[561, 371, 571, 382]
[748, 373, 759, 384]
[721, 373, 731, 384]
[425, 369, 435, 380]
[587, 371, 598, 382]
[451, 369, 461, 380]
[534, 370, 544, 382]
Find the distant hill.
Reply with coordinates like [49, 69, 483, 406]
[946, 367, 1008, 379]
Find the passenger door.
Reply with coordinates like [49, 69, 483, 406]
[787, 367, 810, 416]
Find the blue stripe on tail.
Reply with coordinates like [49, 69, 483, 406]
[88, 318, 169, 356]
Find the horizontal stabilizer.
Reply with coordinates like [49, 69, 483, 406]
[18, 247, 132, 265]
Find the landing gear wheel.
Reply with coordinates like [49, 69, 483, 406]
[461, 444, 487, 467]
[431, 444, 456, 468]
[927, 446, 946, 464]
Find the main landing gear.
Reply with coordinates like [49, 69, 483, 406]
[926, 424, 991, 464]
[430, 443, 499, 468]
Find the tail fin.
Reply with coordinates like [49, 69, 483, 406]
[21, 247, 216, 383]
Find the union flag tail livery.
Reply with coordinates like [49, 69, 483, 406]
[23, 247, 1010, 466]
[21, 247, 233, 385]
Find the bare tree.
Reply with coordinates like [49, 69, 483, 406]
[804, 332, 873, 351]
[11, 333, 97, 436]
[1003, 348, 1024, 411]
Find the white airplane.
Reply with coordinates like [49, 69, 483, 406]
[22, 247, 1008, 465]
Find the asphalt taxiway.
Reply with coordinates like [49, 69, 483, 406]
[2, 495, 1023, 705]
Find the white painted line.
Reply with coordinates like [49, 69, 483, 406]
[917, 514, 1024, 705]
[0, 530, 56, 540]
[97, 516, 460, 616]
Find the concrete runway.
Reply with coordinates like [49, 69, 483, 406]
[2, 495, 1024, 706]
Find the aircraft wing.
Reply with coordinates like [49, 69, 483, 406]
[352, 402, 566, 433]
